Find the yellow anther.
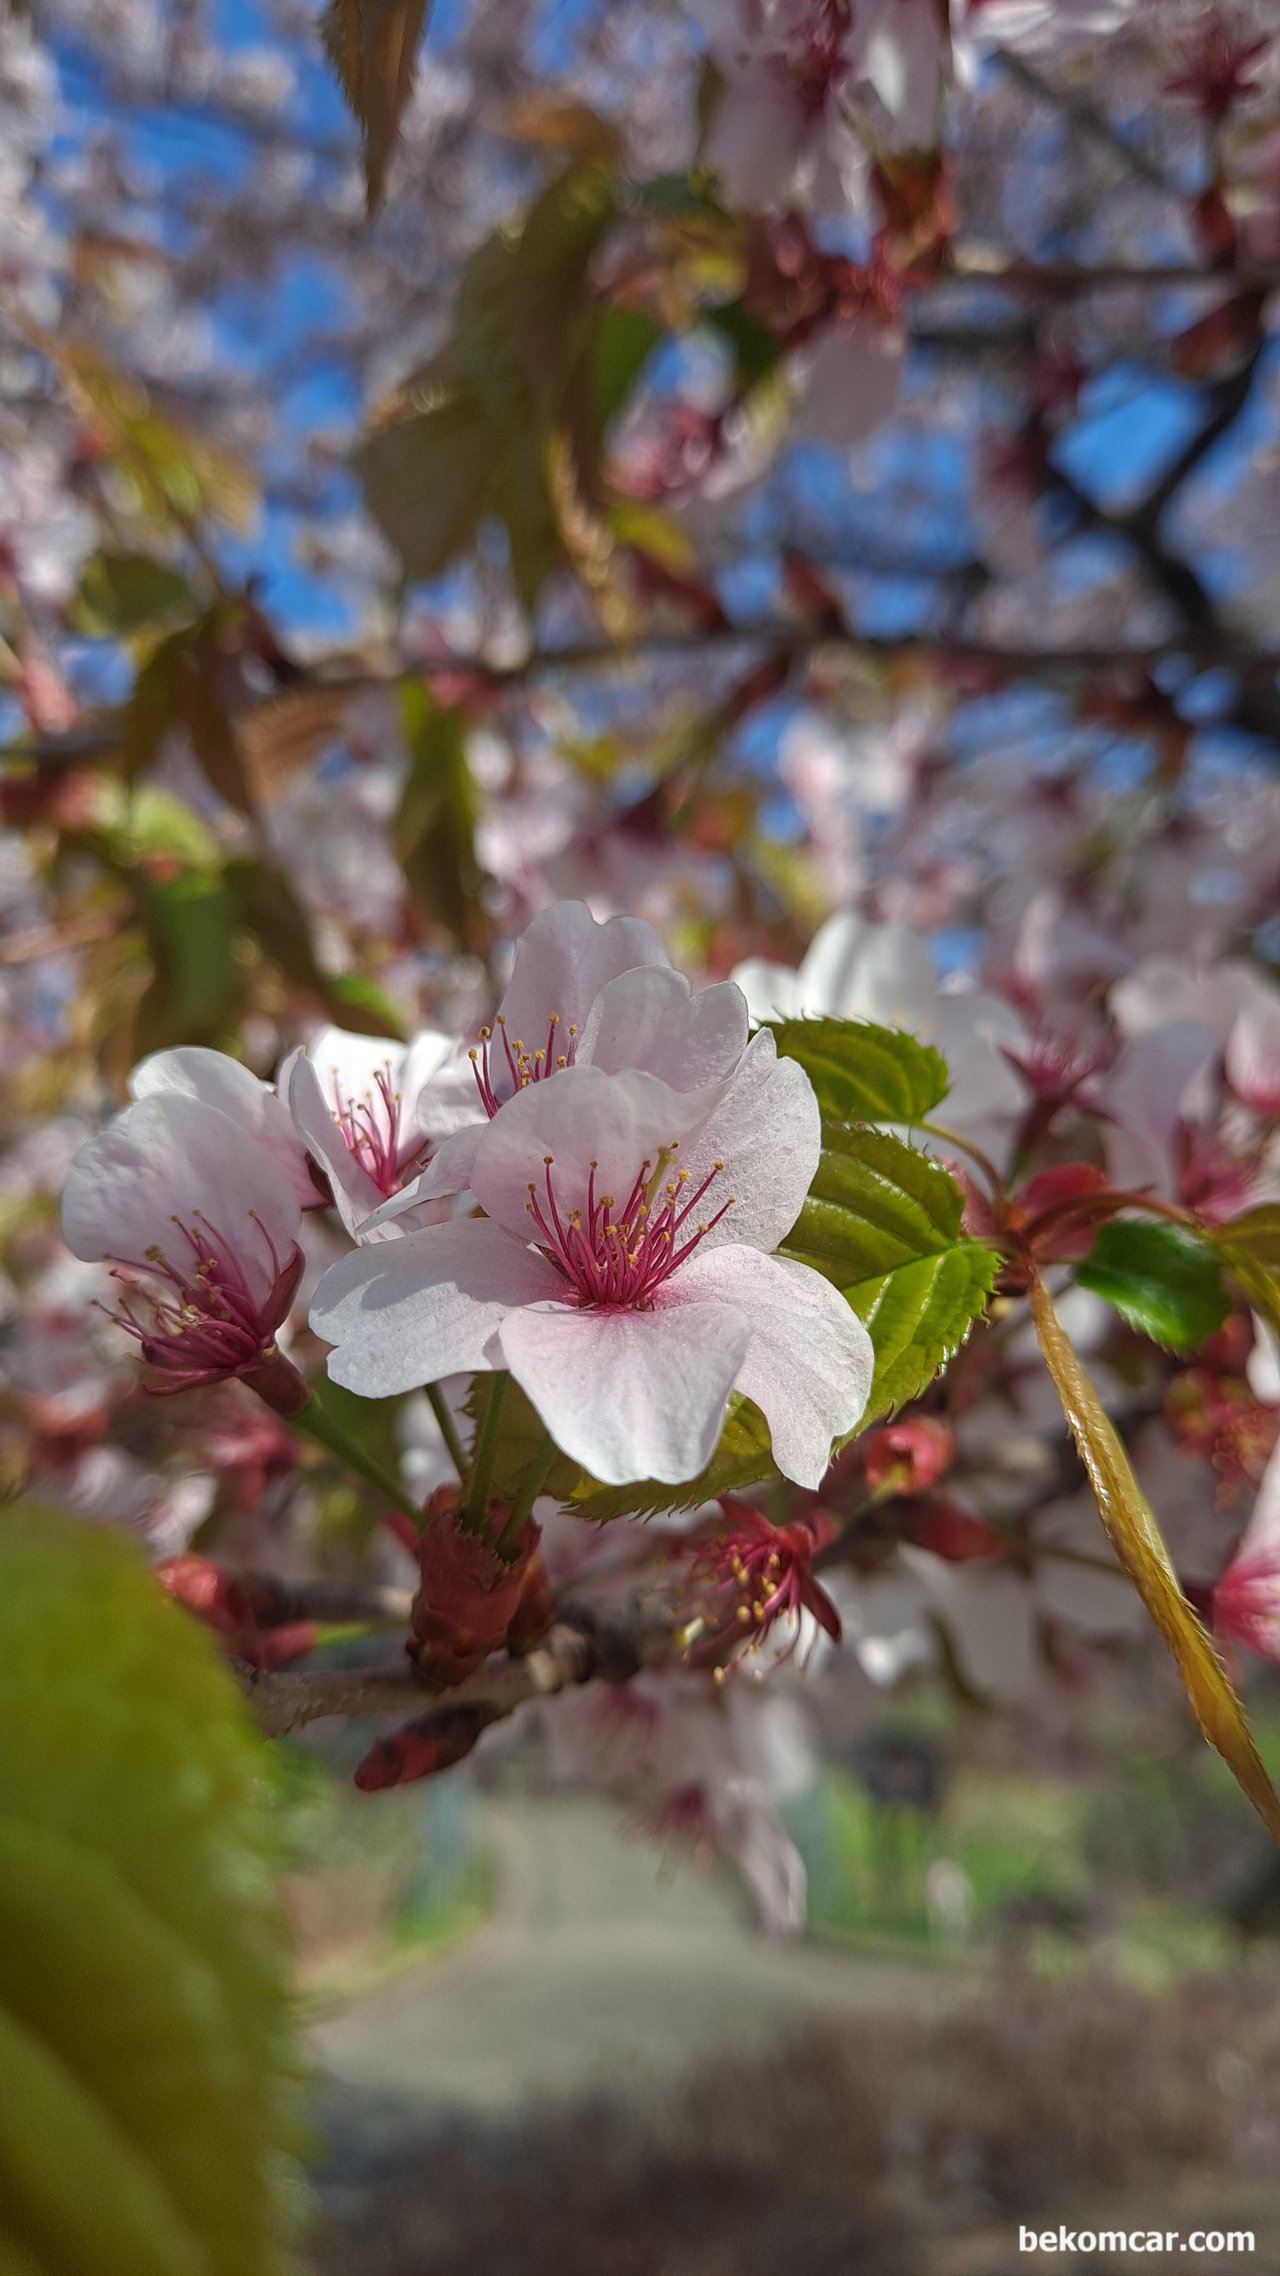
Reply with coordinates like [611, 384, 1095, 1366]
[496, 1013, 507, 1025]
[543, 1154, 554, 1166]
[549, 1013, 559, 1028]
[568, 1024, 578, 1037]
[468, 1048, 479, 1063]
[479, 1025, 492, 1040]
[556, 1056, 568, 1068]
[737, 1605, 752, 1624]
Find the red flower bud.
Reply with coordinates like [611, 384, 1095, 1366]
[410, 1487, 542, 1688]
[354, 1704, 493, 1791]
[863, 1418, 955, 1496]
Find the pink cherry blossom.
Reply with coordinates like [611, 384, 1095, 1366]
[284, 1024, 456, 1237]
[311, 1033, 872, 1486]
[61, 1091, 306, 1407]
[404, 899, 751, 1208]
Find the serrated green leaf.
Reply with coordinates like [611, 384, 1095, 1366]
[767, 1017, 949, 1125]
[1075, 1218, 1230, 1352]
[0, 1505, 299, 2276]
[782, 1124, 998, 1419]
[567, 1398, 778, 1526]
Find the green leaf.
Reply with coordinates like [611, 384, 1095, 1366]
[0, 1504, 299, 2276]
[354, 390, 496, 586]
[226, 859, 406, 1040]
[567, 1398, 778, 1526]
[322, 0, 431, 212]
[1211, 1205, 1280, 1342]
[590, 306, 664, 431]
[705, 301, 783, 389]
[767, 1017, 950, 1125]
[1075, 1218, 1230, 1352]
[781, 1124, 999, 1420]
[1027, 1273, 1280, 1848]
[133, 867, 241, 1052]
[72, 554, 199, 641]
[392, 684, 485, 947]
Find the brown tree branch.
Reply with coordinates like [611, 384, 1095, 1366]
[236, 1601, 669, 1739]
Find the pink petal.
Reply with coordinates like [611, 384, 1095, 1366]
[494, 900, 667, 1092]
[288, 1051, 382, 1235]
[62, 1093, 302, 1306]
[131, 1044, 313, 1205]
[498, 1297, 751, 1485]
[309, 1219, 564, 1398]
[670, 1031, 820, 1256]
[470, 1064, 711, 1242]
[576, 966, 748, 1092]
[671, 1245, 873, 1486]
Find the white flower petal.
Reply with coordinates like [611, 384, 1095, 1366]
[310, 1219, 563, 1397]
[728, 958, 802, 1023]
[470, 1064, 711, 1241]
[670, 1244, 872, 1486]
[130, 1045, 313, 1204]
[672, 1031, 820, 1256]
[62, 1094, 301, 1305]
[495, 901, 667, 1084]
[498, 1297, 750, 1485]
[576, 965, 749, 1092]
[288, 1051, 381, 1236]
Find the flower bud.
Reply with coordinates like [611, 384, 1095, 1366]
[410, 1486, 542, 1688]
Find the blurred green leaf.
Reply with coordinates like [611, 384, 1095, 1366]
[706, 300, 783, 388]
[355, 390, 496, 587]
[133, 868, 241, 1052]
[321, 0, 430, 212]
[0, 1504, 299, 2276]
[782, 1124, 998, 1420]
[1076, 1219, 1230, 1353]
[1211, 1205, 1280, 1342]
[393, 684, 484, 947]
[590, 306, 664, 431]
[226, 858, 405, 1039]
[768, 1017, 950, 1125]
[72, 554, 199, 641]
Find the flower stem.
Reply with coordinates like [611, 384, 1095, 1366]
[497, 1434, 558, 1558]
[426, 1381, 467, 1480]
[461, 1371, 509, 1532]
[294, 1376, 420, 1523]
[918, 1120, 1006, 1200]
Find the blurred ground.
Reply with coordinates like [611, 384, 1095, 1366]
[308, 1794, 1280, 2276]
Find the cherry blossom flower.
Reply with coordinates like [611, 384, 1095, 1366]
[283, 1025, 455, 1237]
[402, 899, 751, 1209]
[61, 1092, 307, 1410]
[311, 1033, 873, 1487]
[132, 1023, 457, 1239]
[681, 1496, 844, 1665]
[732, 910, 1029, 1157]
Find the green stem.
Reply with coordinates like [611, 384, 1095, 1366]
[426, 1381, 467, 1480]
[918, 1120, 1006, 1201]
[461, 1372, 509, 1531]
[497, 1434, 558, 1558]
[294, 1379, 419, 1523]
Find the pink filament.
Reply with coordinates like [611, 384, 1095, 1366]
[524, 1149, 733, 1309]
